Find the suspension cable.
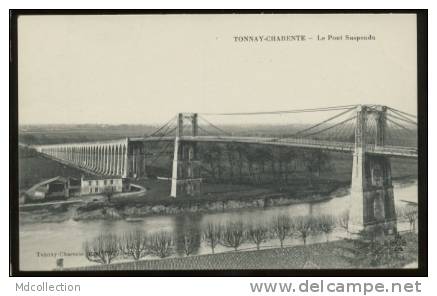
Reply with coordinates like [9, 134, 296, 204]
[144, 115, 176, 138]
[292, 107, 356, 136]
[198, 115, 233, 136]
[300, 116, 357, 138]
[386, 117, 415, 132]
[387, 107, 417, 119]
[201, 105, 357, 116]
[388, 109, 417, 125]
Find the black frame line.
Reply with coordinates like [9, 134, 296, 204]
[9, 9, 428, 277]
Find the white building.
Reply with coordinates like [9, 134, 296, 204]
[80, 176, 127, 195]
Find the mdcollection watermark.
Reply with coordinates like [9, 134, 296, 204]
[16, 282, 80, 293]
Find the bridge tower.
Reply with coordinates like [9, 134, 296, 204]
[170, 113, 202, 198]
[348, 105, 397, 235]
[126, 139, 146, 179]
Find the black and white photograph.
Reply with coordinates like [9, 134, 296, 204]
[9, 11, 427, 276]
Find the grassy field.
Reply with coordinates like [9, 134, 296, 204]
[18, 146, 90, 190]
[70, 233, 418, 270]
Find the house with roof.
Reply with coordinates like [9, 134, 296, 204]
[23, 176, 81, 203]
[80, 175, 129, 195]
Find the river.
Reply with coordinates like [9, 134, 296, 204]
[19, 182, 418, 271]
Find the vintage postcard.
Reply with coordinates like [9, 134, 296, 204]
[11, 11, 425, 274]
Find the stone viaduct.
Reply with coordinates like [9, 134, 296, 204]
[35, 138, 145, 179]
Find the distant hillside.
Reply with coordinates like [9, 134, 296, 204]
[18, 124, 159, 145]
[18, 146, 92, 190]
[18, 123, 323, 145]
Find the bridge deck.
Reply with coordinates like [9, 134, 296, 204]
[30, 136, 417, 159]
[131, 136, 417, 158]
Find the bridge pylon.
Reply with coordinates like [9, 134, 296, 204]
[348, 105, 397, 235]
[170, 113, 202, 198]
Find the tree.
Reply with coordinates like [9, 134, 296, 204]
[302, 150, 331, 186]
[201, 149, 217, 181]
[101, 186, 116, 202]
[119, 230, 149, 261]
[234, 144, 246, 182]
[220, 221, 245, 251]
[181, 227, 199, 256]
[83, 233, 119, 264]
[295, 216, 314, 245]
[266, 148, 277, 183]
[246, 223, 269, 250]
[338, 211, 349, 231]
[245, 148, 258, 183]
[399, 206, 418, 233]
[149, 231, 174, 258]
[254, 147, 269, 174]
[212, 145, 224, 182]
[338, 211, 350, 237]
[202, 222, 222, 254]
[277, 148, 296, 184]
[225, 143, 236, 182]
[271, 215, 292, 248]
[315, 215, 336, 242]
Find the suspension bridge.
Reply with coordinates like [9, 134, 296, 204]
[33, 104, 417, 233]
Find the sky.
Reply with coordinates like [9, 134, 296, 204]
[17, 14, 417, 125]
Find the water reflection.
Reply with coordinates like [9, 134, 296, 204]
[173, 214, 202, 256]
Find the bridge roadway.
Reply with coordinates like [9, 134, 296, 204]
[130, 136, 418, 158]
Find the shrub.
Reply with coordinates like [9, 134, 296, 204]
[351, 232, 408, 268]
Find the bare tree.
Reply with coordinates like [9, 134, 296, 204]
[235, 144, 246, 182]
[220, 221, 245, 251]
[83, 233, 119, 264]
[119, 230, 149, 261]
[181, 228, 199, 256]
[101, 186, 116, 202]
[149, 231, 174, 258]
[399, 206, 418, 233]
[225, 144, 236, 182]
[295, 216, 314, 245]
[271, 215, 292, 248]
[315, 215, 336, 242]
[246, 223, 269, 250]
[302, 150, 331, 186]
[338, 211, 349, 233]
[202, 222, 222, 254]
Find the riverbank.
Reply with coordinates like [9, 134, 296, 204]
[68, 232, 418, 270]
[73, 186, 347, 222]
[19, 176, 417, 224]
[19, 190, 337, 224]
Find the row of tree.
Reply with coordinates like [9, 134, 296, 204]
[83, 205, 417, 265]
[197, 143, 333, 185]
[83, 213, 348, 265]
